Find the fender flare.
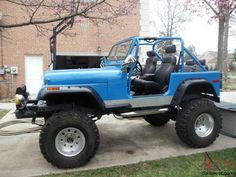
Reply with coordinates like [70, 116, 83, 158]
[37, 86, 106, 111]
[171, 79, 219, 106]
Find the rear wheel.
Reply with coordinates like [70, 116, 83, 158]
[39, 111, 100, 168]
[144, 114, 170, 126]
[175, 98, 222, 148]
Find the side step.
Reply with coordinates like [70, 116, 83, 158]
[119, 108, 168, 118]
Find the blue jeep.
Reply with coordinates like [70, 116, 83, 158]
[15, 36, 222, 168]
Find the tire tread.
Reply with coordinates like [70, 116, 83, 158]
[39, 111, 100, 168]
[175, 98, 222, 148]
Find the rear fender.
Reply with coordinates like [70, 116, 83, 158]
[171, 79, 220, 106]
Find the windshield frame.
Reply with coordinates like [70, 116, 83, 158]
[107, 38, 134, 61]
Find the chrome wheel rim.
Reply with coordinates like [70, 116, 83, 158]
[55, 127, 86, 157]
[194, 113, 214, 138]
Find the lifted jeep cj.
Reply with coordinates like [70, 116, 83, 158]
[15, 36, 222, 168]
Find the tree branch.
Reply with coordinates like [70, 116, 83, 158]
[0, 0, 105, 28]
[202, 0, 219, 15]
[29, 0, 45, 22]
[229, 4, 236, 15]
[0, 0, 58, 8]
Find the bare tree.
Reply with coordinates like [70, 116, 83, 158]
[0, 0, 138, 32]
[153, 0, 190, 37]
[188, 0, 236, 76]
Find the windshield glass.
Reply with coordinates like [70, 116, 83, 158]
[108, 40, 133, 61]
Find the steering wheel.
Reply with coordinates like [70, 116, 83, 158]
[122, 55, 143, 74]
[135, 60, 143, 73]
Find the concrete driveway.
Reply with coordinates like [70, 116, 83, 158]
[0, 92, 236, 177]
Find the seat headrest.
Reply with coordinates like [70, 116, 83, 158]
[162, 56, 176, 65]
[165, 45, 176, 54]
[147, 51, 157, 57]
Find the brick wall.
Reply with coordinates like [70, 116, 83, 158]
[0, 1, 140, 98]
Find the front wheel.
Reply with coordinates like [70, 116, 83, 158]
[175, 98, 222, 148]
[39, 111, 100, 168]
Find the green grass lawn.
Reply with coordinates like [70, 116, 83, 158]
[0, 109, 9, 119]
[43, 148, 236, 177]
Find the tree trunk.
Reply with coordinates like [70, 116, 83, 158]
[217, 18, 225, 71]
[223, 13, 230, 80]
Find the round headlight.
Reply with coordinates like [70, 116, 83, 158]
[15, 94, 25, 106]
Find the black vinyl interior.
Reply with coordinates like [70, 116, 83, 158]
[141, 51, 158, 76]
[132, 45, 177, 95]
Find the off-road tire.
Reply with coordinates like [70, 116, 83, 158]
[144, 114, 170, 126]
[44, 113, 52, 122]
[175, 98, 222, 148]
[39, 111, 100, 168]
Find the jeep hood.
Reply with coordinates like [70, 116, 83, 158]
[44, 68, 124, 85]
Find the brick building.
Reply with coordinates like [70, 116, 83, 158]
[0, 0, 158, 98]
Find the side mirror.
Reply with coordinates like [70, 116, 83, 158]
[100, 56, 107, 67]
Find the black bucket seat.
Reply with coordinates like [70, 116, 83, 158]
[141, 51, 158, 76]
[132, 45, 177, 94]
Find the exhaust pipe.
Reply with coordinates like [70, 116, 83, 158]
[119, 108, 168, 118]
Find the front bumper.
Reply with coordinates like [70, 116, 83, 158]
[15, 86, 74, 119]
[15, 104, 74, 119]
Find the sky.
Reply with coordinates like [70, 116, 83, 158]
[180, 15, 236, 54]
[152, 0, 236, 55]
